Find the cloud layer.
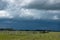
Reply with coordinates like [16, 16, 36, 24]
[0, 0, 60, 20]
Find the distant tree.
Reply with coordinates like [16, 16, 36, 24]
[0, 28, 16, 31]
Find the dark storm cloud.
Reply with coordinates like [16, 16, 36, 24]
[23, 0, 60, 10]
[0, 0, 8, 10]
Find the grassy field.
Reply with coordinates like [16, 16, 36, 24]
[0, 31, 60, 40]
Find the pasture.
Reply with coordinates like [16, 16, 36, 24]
[0, 31, 60, 40]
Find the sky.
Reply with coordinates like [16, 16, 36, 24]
[0, 0, 60, 20]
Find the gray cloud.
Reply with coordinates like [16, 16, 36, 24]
[0, 0, 60, 20]
[0, 0, 8, 10]
[23, 0, 60, 10]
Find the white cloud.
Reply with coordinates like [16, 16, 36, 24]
[0, 11, 9, 17]
[19, 9, 41, 19]
[20, 0, 33, 6]
[0, 10, 13, 18]
[52, 15, 59, 20]
[20, 9, 34, 16]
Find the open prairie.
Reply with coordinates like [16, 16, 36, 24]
[0, 31, 60, 40]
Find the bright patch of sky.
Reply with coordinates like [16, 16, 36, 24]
[0, 10, 13, 18]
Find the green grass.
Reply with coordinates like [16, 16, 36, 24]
[0, 31, 60, 40]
